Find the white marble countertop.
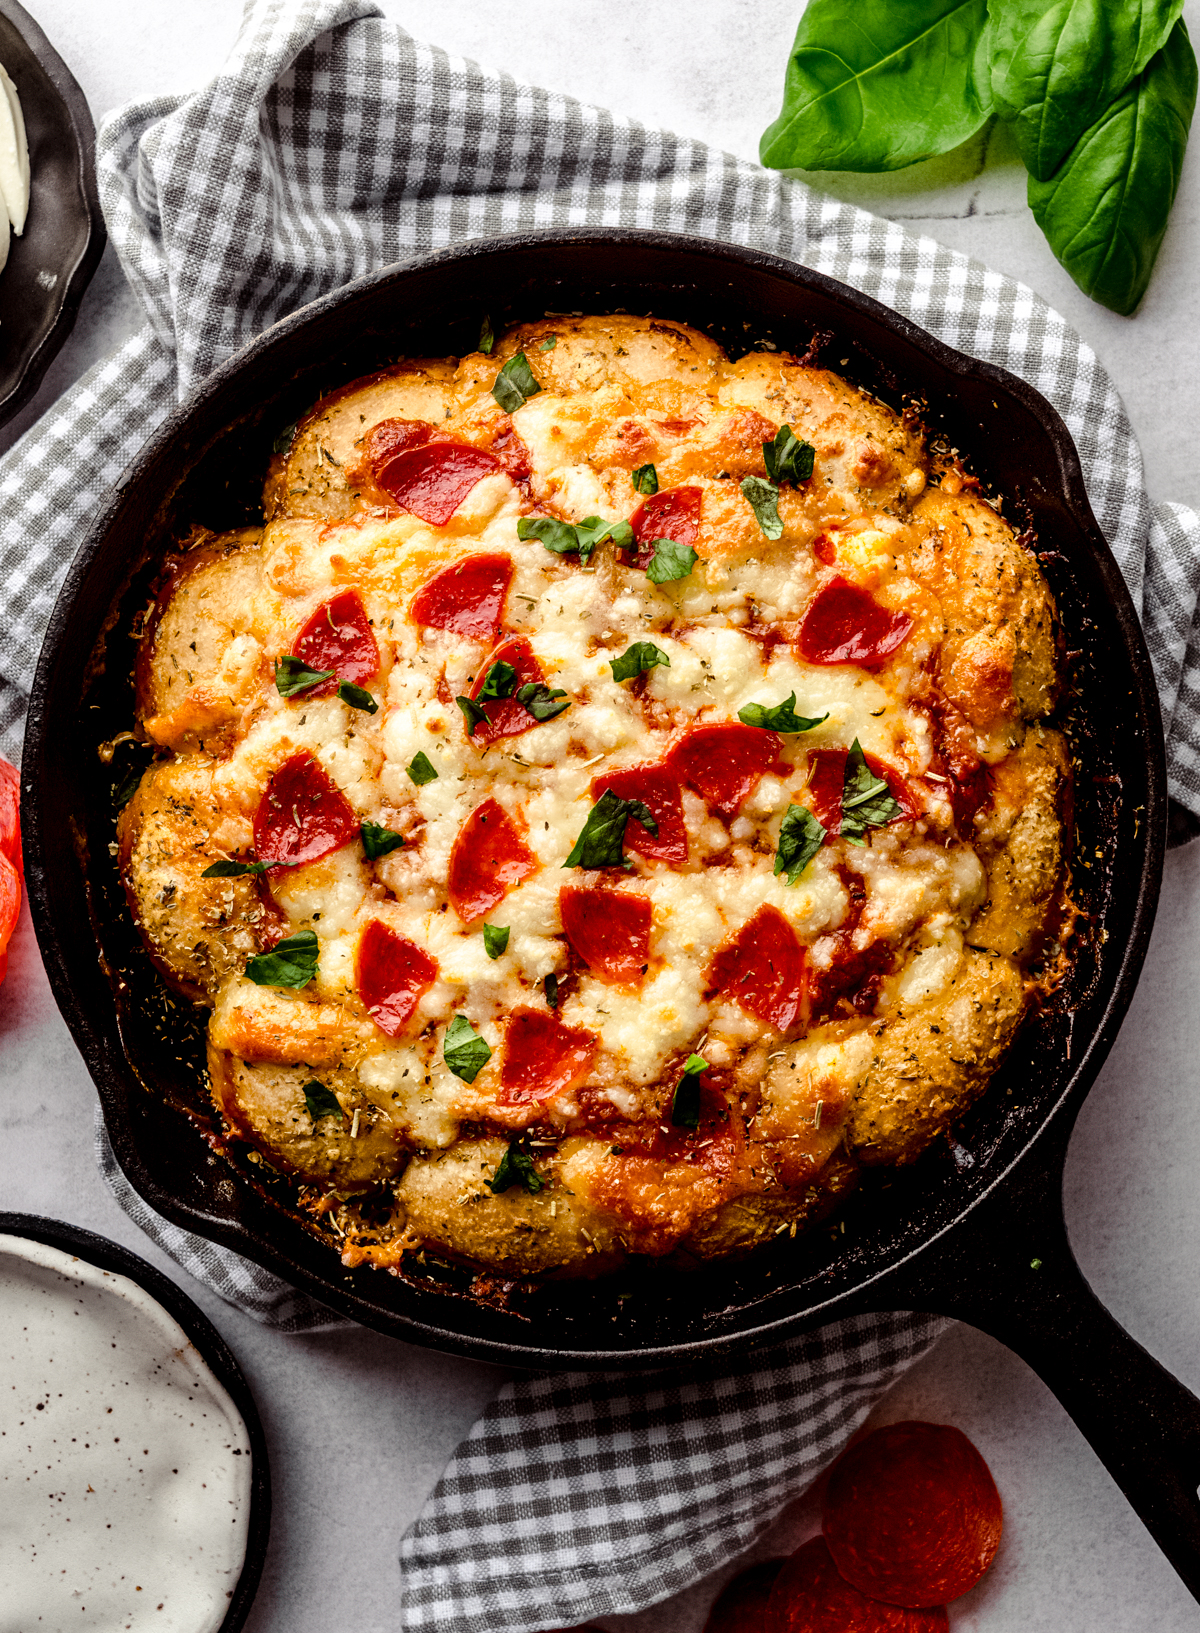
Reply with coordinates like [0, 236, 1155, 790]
[3, 3, 1200, 1629]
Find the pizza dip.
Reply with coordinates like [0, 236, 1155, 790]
[118, 314, 1070, 1278]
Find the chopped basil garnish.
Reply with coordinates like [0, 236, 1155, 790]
[487, 1142, 545, 1195]
[539, 336, 557, 351]
[202, 858, 268, 878]
[763, 424, 816, 486]
[840, 738, 902, 843]
[775, 804, 826, 884]
[517, 514, 633, 563]
[337, 680, 378, 714]
[563, 789, 659, 870]
[245, 930, 319, 989]
[302, 1080, 344, 1123]
[361, 820, 405, 859]
[671, 1054, 709, 1130]
[479, 314, 495, 355]
[477, 659, 519, 702]
[492, 352, 541, 412]
[456, 695, 490, 736]
[275, 654, 334, 698]
[738, 692, 828, 733]
[273, 421, 298, 455]
[483, 924, 510, 959]
[544, 972, 559, 1009]
[516, 682, 571, 721]
[407, 751, 439, 786]
[646, 537, 698, 584]
[444, 1014, 492, 1083]
[631, 463, 659, 495]
[740, 475, 784, 540]
[610, 641, 671, 682]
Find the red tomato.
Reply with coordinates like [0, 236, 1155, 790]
[498, 1007, 599, 1106]
[799, 578, 912, 668]
[356, 919, 438, 1038]
[290, 590, 380, 695]
[806, 748, 917, 837]
[668, 722, 788, 818]
[823, 1423, 1002, 1608]
[624, 485, 702, 569]
[708, 905, 807, 1031]
[766, 1538, 947, 1633]
[410, 553, 513, 642]
[589, 764, 687, 863]
[447, 797, 538, 922]
[0, 756, 21, 876]
[253, 752, 360, 870]
[559, 886, 651, 984]
[702, 1560, 785, 1633]
[464, 635, 546, 747]
[374, 441, 502, 525]
[0, 850, 20, 959]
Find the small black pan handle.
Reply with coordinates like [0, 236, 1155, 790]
[867, 1120, 1200, 1604]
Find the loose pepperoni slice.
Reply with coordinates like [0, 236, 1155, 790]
[498, 1007, 599, 1106]
[799, 578, 912, 668]
[374, 441, 502, 525]
[806, 749, 917, 837]
[708, 905, 807, 1031]
[823, 1422, 1003, 1608]
[703, 1560, 786, 1633]
[0, 850, 20, 962]
[560, 886, 651, 984]
[410, 553, 513, 641]
[253, 752, 360, 870]
[624, 485, 702, 569]
[766, 1538, 947, 1633]
[465, 634, 545, 747]
[356, 919, 438, 1038]
[590, 765, 687, 863]
[0, 756, 21, 875]
[668, 722, 788, 818]
[290, 590, 380, 696]
[447, 797, 538, 923]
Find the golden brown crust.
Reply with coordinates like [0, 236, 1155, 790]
[969, 724, 1070, 962]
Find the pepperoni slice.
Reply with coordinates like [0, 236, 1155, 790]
[560, 887, 651, 984]
[410, 553, 513, 641]
[253, 752, 360, 870]
[823, 1423, 1003, 1608]
[464, 634, 545, 747]
[590, 765, 687, 863]
[373, 440, 502, 525]
[0, 851, 20, 963]
[447, 797, 538, 923]
[703, 1561, 785, 1633]
[356, 919, 438, 1038]
[766, 1538, 947, 1633]
[806, 749, 917, 837]
[498, 1007, 599, 1106]
[624, 485, 702, 569]
[290, 590, 380, 696]
[799, 578, 912, 668]
[0, 756, 21, 875]
[364, 417, 435, 467]
[708, 905, 807, 1031]
[668, 722, 788, 819]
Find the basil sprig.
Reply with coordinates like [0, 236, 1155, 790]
[202, 858, 268, 878]
[477, 659, 518, 702]
[487, 1142, 545, 1195]
[483, 924, 510, 959]
[492, 352, 541, 412]
[671, 1054, 709, 1131]
[302, 1080, 344, 1123]
[478, 314, 495, 355]
[337, 680, 377, 714]
[456, 696, 489, 736]
[444, 1014, 492, 1083]
[564, 790, 658, 870]
[273, 421, 298, 455]
[517, 514, 633, 563]
[516, 682, 570, 721]
[646, 537, 698, 583]
[406, 751, 438, 786]
[738, 693, 827, 733]
[457, 662, 571, 734]
[840, 738, 902, 843]
[775, 804, 826, 884]
[275, 654, 334, 698]
[632, 463, 659, 495]
[245, 930, 319, 989]
[361, 820, 405, 859]
[740, 476, 784, 541]
[539, 335, 557, 351]
[763, 425, 815, 486]
[610, 641, 671, 682]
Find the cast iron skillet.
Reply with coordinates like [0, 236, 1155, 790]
[0, 1213, 270, 1632]
[22, 231, 1200, 1596]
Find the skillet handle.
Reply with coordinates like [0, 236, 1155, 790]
[870, 1131, 1200, 1604]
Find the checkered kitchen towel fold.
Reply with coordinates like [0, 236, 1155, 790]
[2, 0, 1198, 1626]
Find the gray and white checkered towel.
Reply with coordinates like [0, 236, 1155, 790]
[3, 1, 1198, 1626]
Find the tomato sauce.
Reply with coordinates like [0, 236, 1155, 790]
[290, 589, 380, 695]
[409, 553, 513, 641]
[253, 752, 360, 870]
[668, 722, 788, 818]
[356, 919, 438, 1038]
[447, 797, 538, 922]
[799, 576, 912, 667]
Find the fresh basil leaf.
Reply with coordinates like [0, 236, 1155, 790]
[492, 352, 541, 412]
[739, 693, 828, 733]
[444, 1014, 492, 1083]
[245, 930, 319, 989]
[760, 0, 993, 172]
[361, 820, 405, 859]
[478, 660, 518, 702]
[479, 314, 495, 355]
[273, 421, 299, 455]
[302, 1080, 344, 1122]
[275, 654, 334, 698]
[201, 858, 268, 878]
[337, 680, 378, 714]
[110, 740, 155, 810]
[517, 514, 632, 563]
[577, 515, 634, 555]
[515, 682, 571, 721]
[682, 1053, 709, 1074]
[1027, 21, 1197, 315]
[646, 537, 699, 584]
[487, 1142, 545, 1195]
[456, 695, 490, 736]
[610, 641, 671, 682]
[740, 475, 784, 541]
[840, 738, 902, 843]
[539, 336, 557, 351]
[544, 972, 559, 1009]
[407, 751, 438, 786]
[483, 923, 510, 959]
[671, 1055, 708, 1130]
[563, 790, 659, 870]
[991, 0, 1184, 179]
[763, 425, 816, 486]
[632, 463, 659, 495]
[775, 804, 826, 884]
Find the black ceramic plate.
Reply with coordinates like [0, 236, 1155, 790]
[0, 1212, 270, 1633]
[0, 0, 104, 429]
